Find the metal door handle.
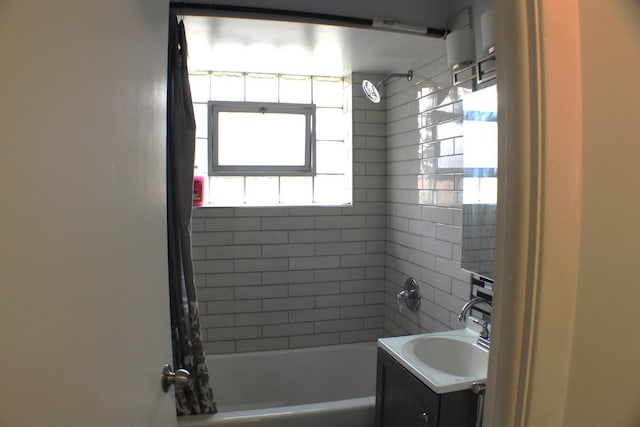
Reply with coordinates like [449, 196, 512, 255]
[162, 364, 192, 392]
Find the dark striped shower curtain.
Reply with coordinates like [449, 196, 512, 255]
[167, 12, 217, 416]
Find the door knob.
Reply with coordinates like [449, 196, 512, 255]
[162, 364, 192, 392]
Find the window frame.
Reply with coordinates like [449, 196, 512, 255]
[208, 101, 316, 176]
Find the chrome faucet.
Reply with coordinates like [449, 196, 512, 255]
[396, 277, 421, 313]
[458, 296, 492, 349]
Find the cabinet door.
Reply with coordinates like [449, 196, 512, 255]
[375, 349, 440, 427]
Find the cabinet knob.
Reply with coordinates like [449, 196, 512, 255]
[421, 411, 430, 424]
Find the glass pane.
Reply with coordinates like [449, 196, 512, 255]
[314, 174, 345, 204]
[245, 177, 279, 205]
[312, 77, 343, 107]
[193, 103, 208, 139]
[245, 73, 278, 102]
[315, 108, 344, 141]
[217, 112, 307, 166]
[211, 73, 244, 102]
[316, 141, 346, 174]
[463, 177, 497, 204]
[209, 176, 245, 205]
[280, 177, 313, 205]
[189, 73, 210, 103]
[462, 120, 497, 169]
[279, 75, 312, 104]
[194, 137, 208, 175]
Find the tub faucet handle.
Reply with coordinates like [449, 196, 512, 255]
[396, 289, 409, 313]
[396, 277, 421, 313]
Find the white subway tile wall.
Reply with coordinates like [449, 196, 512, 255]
[192, 73, 388, 354]
[384, 51, 474, 336]
[192, 52, 477, 352]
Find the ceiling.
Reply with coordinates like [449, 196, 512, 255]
[183, 15, 446, 77]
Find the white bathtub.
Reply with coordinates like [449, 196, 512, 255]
[178, 342, 377, 427]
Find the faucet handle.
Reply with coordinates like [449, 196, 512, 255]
[396, 290, 407, 313]
[395, 278, 421, 313]
[469, 315, 487, 326]
[469, 315, 490, 339]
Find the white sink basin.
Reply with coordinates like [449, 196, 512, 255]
[378, 328, 488, 393]
[403, 335, 488, 378]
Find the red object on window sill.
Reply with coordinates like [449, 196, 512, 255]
[193, 176, 204, 207]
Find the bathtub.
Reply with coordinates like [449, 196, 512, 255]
[178, 342, 377, 427]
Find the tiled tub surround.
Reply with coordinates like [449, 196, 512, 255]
[192, 55, 479, 351]
[192, 206, 386, 354]
[384, 52, 475, 336]
[192, 73, 389, 354]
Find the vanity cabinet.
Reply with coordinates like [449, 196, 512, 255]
[374, 348, 478, 427]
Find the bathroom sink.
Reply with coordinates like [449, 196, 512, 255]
[377, 328, 488, 393]
[403, 335, 488, 378]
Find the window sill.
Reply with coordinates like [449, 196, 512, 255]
[193, 202, 353, 209]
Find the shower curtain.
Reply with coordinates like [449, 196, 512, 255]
[167, 13, 217, 416]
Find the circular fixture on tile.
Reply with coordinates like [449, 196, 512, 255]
[362, 70, 413, 104]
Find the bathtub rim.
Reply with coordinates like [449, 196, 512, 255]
[205, 340, 378, 360]
[177, 396, 375, 426]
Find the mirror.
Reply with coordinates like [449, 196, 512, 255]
[461, 85, 497, 279]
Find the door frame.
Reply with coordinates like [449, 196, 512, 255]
[486, 0, 583, 425]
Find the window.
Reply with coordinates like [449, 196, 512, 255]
[209, 102, 315, 176]
[191, 72, 351, 207]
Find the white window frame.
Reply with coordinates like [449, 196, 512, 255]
[208, 101, 316, 176]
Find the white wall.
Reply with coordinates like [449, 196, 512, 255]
[448, 0, 494, 61]
[192, 74, 389, 352]
[0, 1, 173, 426]
[486, 0, 640, 425]
[189, 40, 482, 351]
[563, 1, 640, 424]
[383, 45, 476, 335]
